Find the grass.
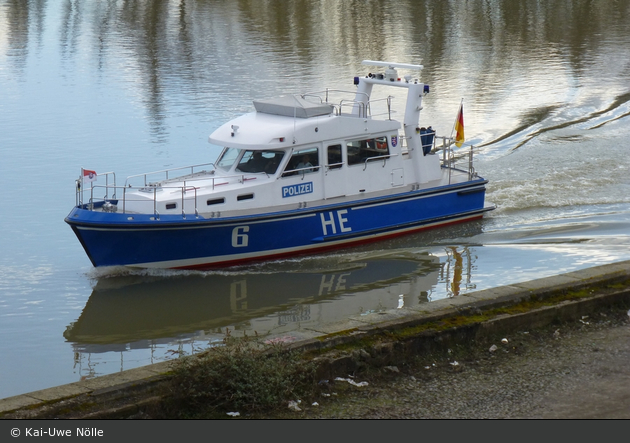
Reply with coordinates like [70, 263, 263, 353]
[160, 330, 320, 418]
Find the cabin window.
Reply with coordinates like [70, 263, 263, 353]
[326, 144, 343, 170]
[237, 193, 254, 201]
[165, 202, 177, 210]
[216, 147, 241, 171]
[282, 147, 319, 177]
[236, 150, 284, 174]
[207, 197, 225, 206]
[347, 136, 389, 166]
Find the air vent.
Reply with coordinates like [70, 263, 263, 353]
[207, 197, 225, 206]
[237, 194, 254, 201]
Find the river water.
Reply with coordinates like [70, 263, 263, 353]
[1, 0, 629, 399]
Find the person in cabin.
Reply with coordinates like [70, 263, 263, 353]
[247, 151, 268, 172]
[376, 137, 388, 150]
[264, 154, 282, 174]
[296, 154, 314, 173]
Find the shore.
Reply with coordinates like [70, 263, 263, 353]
[253, 303, 630, 419]
[1, 260, 629, 419]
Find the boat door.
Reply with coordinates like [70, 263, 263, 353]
[324, 142, 346, 199]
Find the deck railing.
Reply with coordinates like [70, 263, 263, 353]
[123, 162, 215, 187]
[77, 181, 201, 218]
[398, 134, 477, 182]
[75, 164, 268, 218]
[301, 89, 394, 120]
[435, 136, 477, 182]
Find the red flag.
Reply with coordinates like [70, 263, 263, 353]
[454, 103, 464, 147]
[83, 169, 97, 182]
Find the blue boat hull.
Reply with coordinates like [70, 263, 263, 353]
[65, 180, 491, 269]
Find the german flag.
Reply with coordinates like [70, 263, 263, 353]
[454, 102, 464, 147]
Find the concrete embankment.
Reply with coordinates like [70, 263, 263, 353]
[2, 260, 630, 419]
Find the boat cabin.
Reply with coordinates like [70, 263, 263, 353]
[200, 83, 437, 217]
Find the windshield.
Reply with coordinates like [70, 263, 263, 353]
[236, 150, 285, 174]
[215, 147, 241, 171]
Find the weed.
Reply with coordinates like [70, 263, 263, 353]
[162, 332, 319, 418]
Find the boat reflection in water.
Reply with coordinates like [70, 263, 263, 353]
[64, 246, 478, 359]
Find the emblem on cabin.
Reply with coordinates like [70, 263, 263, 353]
[391, 135, 398, 147]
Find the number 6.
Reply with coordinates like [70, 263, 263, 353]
[232, 226, 249, 247]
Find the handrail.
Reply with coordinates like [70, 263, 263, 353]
[362, 153, 396, 170]
[81, 183, 201, 216]
[300, 93, 323, 104]
[339, 99, 367, 117]
[434, 136, 477, 182]
[281, 165, 321, 178]
[302, 89, 393, 119]
[299, 89, 396, 119]
[153, 187, 158, 218]
[325, 162, 344, 172]
[124, 162, 215, 187]
[76, 166, 268, 217]
[181, 186, 198, 219]
[303, 88, 369, 104]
